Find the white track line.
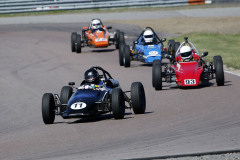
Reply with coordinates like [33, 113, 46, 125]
[224, 70, 240, 77]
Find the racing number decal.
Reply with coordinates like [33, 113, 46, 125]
[70, 102, 87, 110]
[184, 79, 196, 85]
[74, 103, 82, 108]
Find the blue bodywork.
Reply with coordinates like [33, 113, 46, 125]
[61, 79, 119, 118]
[134, 35, 165, 63]
[61, 89, 106, 118]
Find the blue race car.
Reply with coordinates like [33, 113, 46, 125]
[119, 27, 167, 67]
[42, 66, 146, 124]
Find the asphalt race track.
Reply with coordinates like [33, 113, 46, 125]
[0, 7, 240, 160]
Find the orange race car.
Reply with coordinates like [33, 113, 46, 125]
[71, 19, 125, 53]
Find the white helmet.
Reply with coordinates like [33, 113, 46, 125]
[143, 30, 154, 43]
[180, 46, 193, 61]
[92, 19, 102, 29]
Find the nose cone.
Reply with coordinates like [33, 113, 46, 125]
[143, 45, 162, 63]
[175, 62, 203, 86]
[67, 89, 103, 115]
[93, 31, 109, 47]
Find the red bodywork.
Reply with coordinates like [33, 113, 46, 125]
[83, 26, 110, 48]
[173, 54, 203, 87]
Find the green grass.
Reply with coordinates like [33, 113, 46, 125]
[169, 33, 240, 69]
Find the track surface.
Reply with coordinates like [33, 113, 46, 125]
[0, 7, 240, 160]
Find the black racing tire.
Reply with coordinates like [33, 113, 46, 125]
[119, 43, 125, 66]
[131, 82, 146, 114]
[168, 39, 175, 55]
[71, 32, 77, 52]
[119, 32, 125, 44]
[153, 60, 162, 90]
[115, 29, 120, 49]
[76, 34, 81, 53]
[60, 86, 73, 104]
[214, 55, 225, 86]
[112, 88, 125, 119]
[42, 93, 55, 124]
[123, 45, 131, 67]
[82, 30, 87, 41]
[173, 42, 180, 60]
[152, 60, 160, 87]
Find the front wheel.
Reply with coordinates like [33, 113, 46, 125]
[214, 56, 224, 86]
[123, 45, 131, 67]
[131, 82, 146, 114]
[152, 60, 162, 90]
[76, 34, 81, 53]
[42, 93, 55, 124]
[112, 88, 125, 119]
[60, 86, 73, 104]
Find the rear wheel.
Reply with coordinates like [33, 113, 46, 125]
[112, 88, 125, 119]
[131, 82, 146, 114]
[152, 60, 159, 87]
[60, 86, 73, 104]
[119, 43, 125, 66]
[76, 34, 81, 53]
[123, 45, 131, 67]
[214, 56, 224, 86]
[153, 60, 162, 90]
[173, 42, 180, 60]
[115, 29, 120, 49]
[168, 40, 175, 55]
[71, 32, 77, 52]
[42, 93, 55, 124]
[119, 32, 125, 44]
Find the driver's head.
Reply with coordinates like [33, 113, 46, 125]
[92, 19, 102, 29]
[84, 68, 100, 83]
[143, 30, 154, 43]
[180, 46, 193, 61]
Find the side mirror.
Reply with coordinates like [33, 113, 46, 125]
[161, 38, 166, 42]
[107, 26, 112, 30]
[82, 27, 88, 30]
[69, 82, 75, 86]
[201, 52, 208, 57]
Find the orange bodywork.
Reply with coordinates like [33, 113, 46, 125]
[83, 26, 109, 48]
[188, 0, 205, 5]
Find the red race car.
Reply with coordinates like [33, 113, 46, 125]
[152, 37, 225, 90]
[71, 18, 125, 53]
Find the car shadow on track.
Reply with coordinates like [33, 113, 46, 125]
[158, 81, 221, 91]
[129, 62, 169, 68]
[91, 49, 116, 53]
[68, 113, 134, 124]
[180, 82, 215, 90]
[54, 112, 153, 124]
[222, 80, 232, 86]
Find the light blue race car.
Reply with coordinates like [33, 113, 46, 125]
[119, 27, 167, 67]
